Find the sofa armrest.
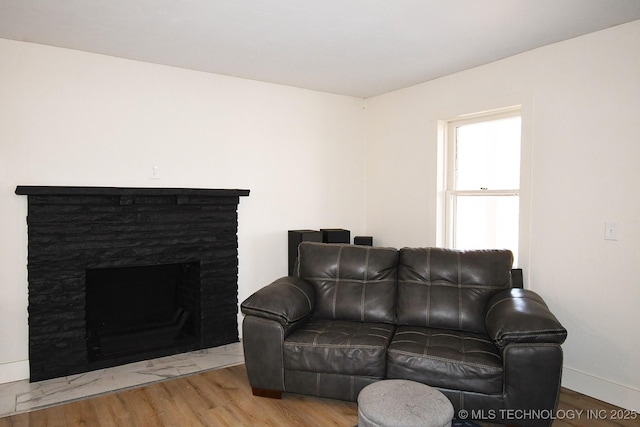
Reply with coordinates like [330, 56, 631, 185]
[485, 288, 567, 348]
[241, 276, 315, 326]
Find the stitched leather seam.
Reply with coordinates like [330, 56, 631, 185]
[389, 349, 503, 370]
[361, 248, 370, 322]
[285, 343, 387, 349]
[350, 376, 355, 401]
[499, 329, 567, 336]
[368, 333, 391, 339]
[505, 342, 561, 349]
[497, 331, 566, 346]
[391, 344, 501, 360]
[429, 332, 493, 341]
[485, 296, 512, 317]
[426, 248, 431, 327]
[457, 252, 462, 330]
[283, 282, 313, 313]
[302, 330, 382, 336]
[370, 326, 394, 332]
[485, 294, 548, 320]
[251, 316, 286, 390]
[393, 330, 494, 344]
[400, 279, 506, 289]
[332, 246, 343, 319]
[424, 329, 430, 357]
[392, 339, 495, 349]
[305, 276, 395, 284]
[394, 330, 429, 337]
[301, 326, 393, 334]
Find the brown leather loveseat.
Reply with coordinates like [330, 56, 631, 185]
[241, 242, 567, 427]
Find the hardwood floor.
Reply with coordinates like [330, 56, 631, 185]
[0, 365, 357, 427]
[0, 365, 637, 426]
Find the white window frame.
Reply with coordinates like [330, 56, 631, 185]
[444, 108, 522, 263]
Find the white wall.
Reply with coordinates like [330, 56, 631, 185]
[0, 39, 366, 383]
[365, 21, 640, 411]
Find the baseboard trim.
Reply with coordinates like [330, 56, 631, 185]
[562, 366, 640, 412]
[0, 360, 29, 384]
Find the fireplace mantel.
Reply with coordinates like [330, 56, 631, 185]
[16, 185, 250, 197]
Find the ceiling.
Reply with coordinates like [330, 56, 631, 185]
[2, 1, 640, 98]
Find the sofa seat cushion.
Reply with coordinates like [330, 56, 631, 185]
[284, 319, 395, 377]
[387, 326, 503, 395]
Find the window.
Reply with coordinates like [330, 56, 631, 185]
[445, 109, 521, 265]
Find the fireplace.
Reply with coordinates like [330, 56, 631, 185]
[85, 262, 200, 362]
[15, 186, 249, 382]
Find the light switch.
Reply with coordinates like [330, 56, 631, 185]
[150, 165, 160, 180]
[604, 222, 619, 241]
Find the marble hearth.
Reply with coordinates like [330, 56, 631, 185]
[0, 342, 244, 417]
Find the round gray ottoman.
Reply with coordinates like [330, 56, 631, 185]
[357, 380, 454, 427]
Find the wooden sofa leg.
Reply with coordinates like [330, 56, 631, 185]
[252, 387, 282, 399]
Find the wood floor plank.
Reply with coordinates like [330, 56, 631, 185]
[87, 394, 132, 427]
[27, 403, 66, 427]
[1, 364, 637, 426]
[160, 377, 212, 426]
[121, 387, 166, 427]
[139, 381, 195, 427]
[63, 398, 102, 427]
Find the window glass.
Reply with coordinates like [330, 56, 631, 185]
[454, 195, 519, 262]
[456, 116, 521, 190]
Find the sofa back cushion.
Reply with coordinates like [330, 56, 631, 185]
[397, 247, 513, 334]
[297, 242, 398, 323]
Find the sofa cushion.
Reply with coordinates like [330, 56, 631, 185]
[397, 247, 513, 334]
[387, 326, 503, 395]
[297, 242, 398, 323]
[284, 319, 395, 377]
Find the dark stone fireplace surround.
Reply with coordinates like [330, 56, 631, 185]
[15, 186, 249, 382]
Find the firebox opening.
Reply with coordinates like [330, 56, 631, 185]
[86, 262, 201, 362]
